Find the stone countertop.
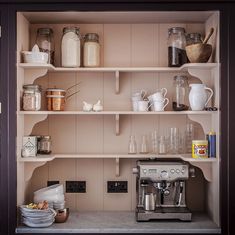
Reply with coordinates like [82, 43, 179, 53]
[16, 211, 221, 234]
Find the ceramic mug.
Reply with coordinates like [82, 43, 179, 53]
[137, 100, 153, 112]
[132, 90, 146, 101]
[153, 98, 169, 111]
[151, 88, 168, 101]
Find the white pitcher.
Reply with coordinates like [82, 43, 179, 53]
[189, 84, 213, 111]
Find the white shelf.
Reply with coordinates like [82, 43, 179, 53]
[18, 110, 217, 115]
[18, 153, 217, 162]
[18, 62, 218, 73]
[16, 211, 220, 234]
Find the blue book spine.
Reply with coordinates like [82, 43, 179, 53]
[208, 131, 216, 158]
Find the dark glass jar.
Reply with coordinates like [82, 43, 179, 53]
[36, 28, 54, 65]
[168, 27, 187, 67]
[186, 33, 203, 46]
[172, 75, 189, 111]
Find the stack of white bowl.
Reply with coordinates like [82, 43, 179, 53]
[33, 184, 65, 210]
[20, 205, 56, 228]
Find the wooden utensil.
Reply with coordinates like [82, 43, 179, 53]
[203, 28, 214, 44]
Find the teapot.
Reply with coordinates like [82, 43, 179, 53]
[189, 84, 213, 111]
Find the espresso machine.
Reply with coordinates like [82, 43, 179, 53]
[133, 160, 192, 221]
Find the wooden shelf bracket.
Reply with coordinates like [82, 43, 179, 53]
[115, 114, 120, 135]
[115, 70, 120, 94]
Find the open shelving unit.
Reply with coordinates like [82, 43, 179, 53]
[16, 10, 220, 234]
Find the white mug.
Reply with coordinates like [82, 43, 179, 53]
[151, 88, 168, 102]
[137, 100, 153, 112]
[153, 98, 169, 111]
[132, 90, 146, 101]
[132, 100, 139, 111]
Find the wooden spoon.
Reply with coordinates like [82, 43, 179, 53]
[203, 28, 214, 44]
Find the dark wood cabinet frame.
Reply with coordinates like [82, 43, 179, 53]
[0, 1, 234, 235]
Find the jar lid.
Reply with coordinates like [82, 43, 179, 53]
[186, 33, 202, 40]
[84, 33, 99, 42]
[46, 88, 66, 92]
[37, 28, 53, 35]
[46, 95, 65, 98]
[173, 75, 188, 81]
[168, 27, 186, 35]
[41, 135, 51, 140]
[23, 84, 42, 90]
[63, 27, 80, 35]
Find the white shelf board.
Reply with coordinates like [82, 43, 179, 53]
[18, 63, 218, 73]
[18, 153, 217, 162]
[17, 110, 217, 115]
[16, 211, 220, 234]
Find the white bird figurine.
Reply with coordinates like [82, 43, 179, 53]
[93, 100, 103, 112]
[83, 101, 93, 112]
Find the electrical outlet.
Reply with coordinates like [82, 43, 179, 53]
[47, 180, 59, 186]
[107, 181, 128, 193]
[66, 181, 86, 193]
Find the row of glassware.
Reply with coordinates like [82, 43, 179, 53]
[128, 124, 194, 155]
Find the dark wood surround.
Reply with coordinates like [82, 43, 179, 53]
[0, 1, 234, 235]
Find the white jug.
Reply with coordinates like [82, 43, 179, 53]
[189, 84, 213, 111]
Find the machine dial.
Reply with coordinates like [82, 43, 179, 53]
[160, 170, 169, 179]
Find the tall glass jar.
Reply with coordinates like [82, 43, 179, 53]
[61, 27, 81, 68]
[36, 28, 54, 65]
[186, 33, 202, 46]
[22, 84, 41, 111]
[172, 75, 189, 111]
[168, 27, 187, 67]
[83, 33, 100, 67]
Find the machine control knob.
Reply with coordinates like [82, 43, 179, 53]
[170, 169, 175, 174]
[160, 170, 169, 179]
[142, 169, 147, 174]
[176, 169, 180, 174]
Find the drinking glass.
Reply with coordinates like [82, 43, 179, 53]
[185, 123, 194, 153]
[169, 127, 179, 154]
[128, 135, 137, 154]
[140, 135, 148, 153]
[151, 131, 158, 154]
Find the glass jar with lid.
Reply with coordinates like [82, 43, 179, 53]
[61, 27, 81, 67]
[38, 136, 52, 154]
[83, 33, 100, 67]
[23, 84, 41, 111]
[186, 33, 203, 46]
[168, 27, 187, 67]
[172, 75, 189, 111]
[36, 28, 54, 65]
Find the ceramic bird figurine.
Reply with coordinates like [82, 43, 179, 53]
[83, 101, 93, 112]
[93, 100, 103, 112]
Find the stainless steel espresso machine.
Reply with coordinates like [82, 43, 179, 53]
[133, 160, 192, 221]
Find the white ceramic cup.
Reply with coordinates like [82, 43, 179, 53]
[132, 100, 139, 111]
[153, 98, 169, 111]
[137, 100, 152, 112]
[132, 90, 146, 101]
[151, 88, 168, 101]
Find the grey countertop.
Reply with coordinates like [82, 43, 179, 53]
[16, 211, 221, 234]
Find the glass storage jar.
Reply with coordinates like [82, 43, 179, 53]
[83, 33, 100, 67]
[38, 136, 52, 154]
[61, 27, 81, 67]
[186, 33, 203, 46]
[36, 28, 54, 65]
[172, 75, 189, 111]
[168, 27, 187, 67]
[23, 84, 41, 111]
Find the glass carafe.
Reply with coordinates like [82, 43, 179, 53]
[172, 75, 189, 111]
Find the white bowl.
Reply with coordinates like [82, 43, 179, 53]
[34, 184, 64, 196]
[34, 194, 65, 204]
[22, 51, 48, 64]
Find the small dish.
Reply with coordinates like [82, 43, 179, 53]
[22, 51, 48, 64]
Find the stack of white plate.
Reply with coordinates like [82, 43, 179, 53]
[20, 206, 56, 228]
[33, 184, 65, 210]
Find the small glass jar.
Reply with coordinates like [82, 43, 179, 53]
[61, 27, 81, 67]
[168, 27, 187, 67]
[36, 28, 54, 65]
[23, 84, 41, 111]
[172, 75, 189, 111]
[186, 33, 203, 46]
[38, 136, 52, 154]
[83, 33, 100, 67]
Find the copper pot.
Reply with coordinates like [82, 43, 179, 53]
[46, 95, 65, 111]
[46, 88, 66, 96]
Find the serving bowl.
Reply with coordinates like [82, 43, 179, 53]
[34, 184, 63, 196]
[22, 51, 48, 64]
[185, 43, 212, 63]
